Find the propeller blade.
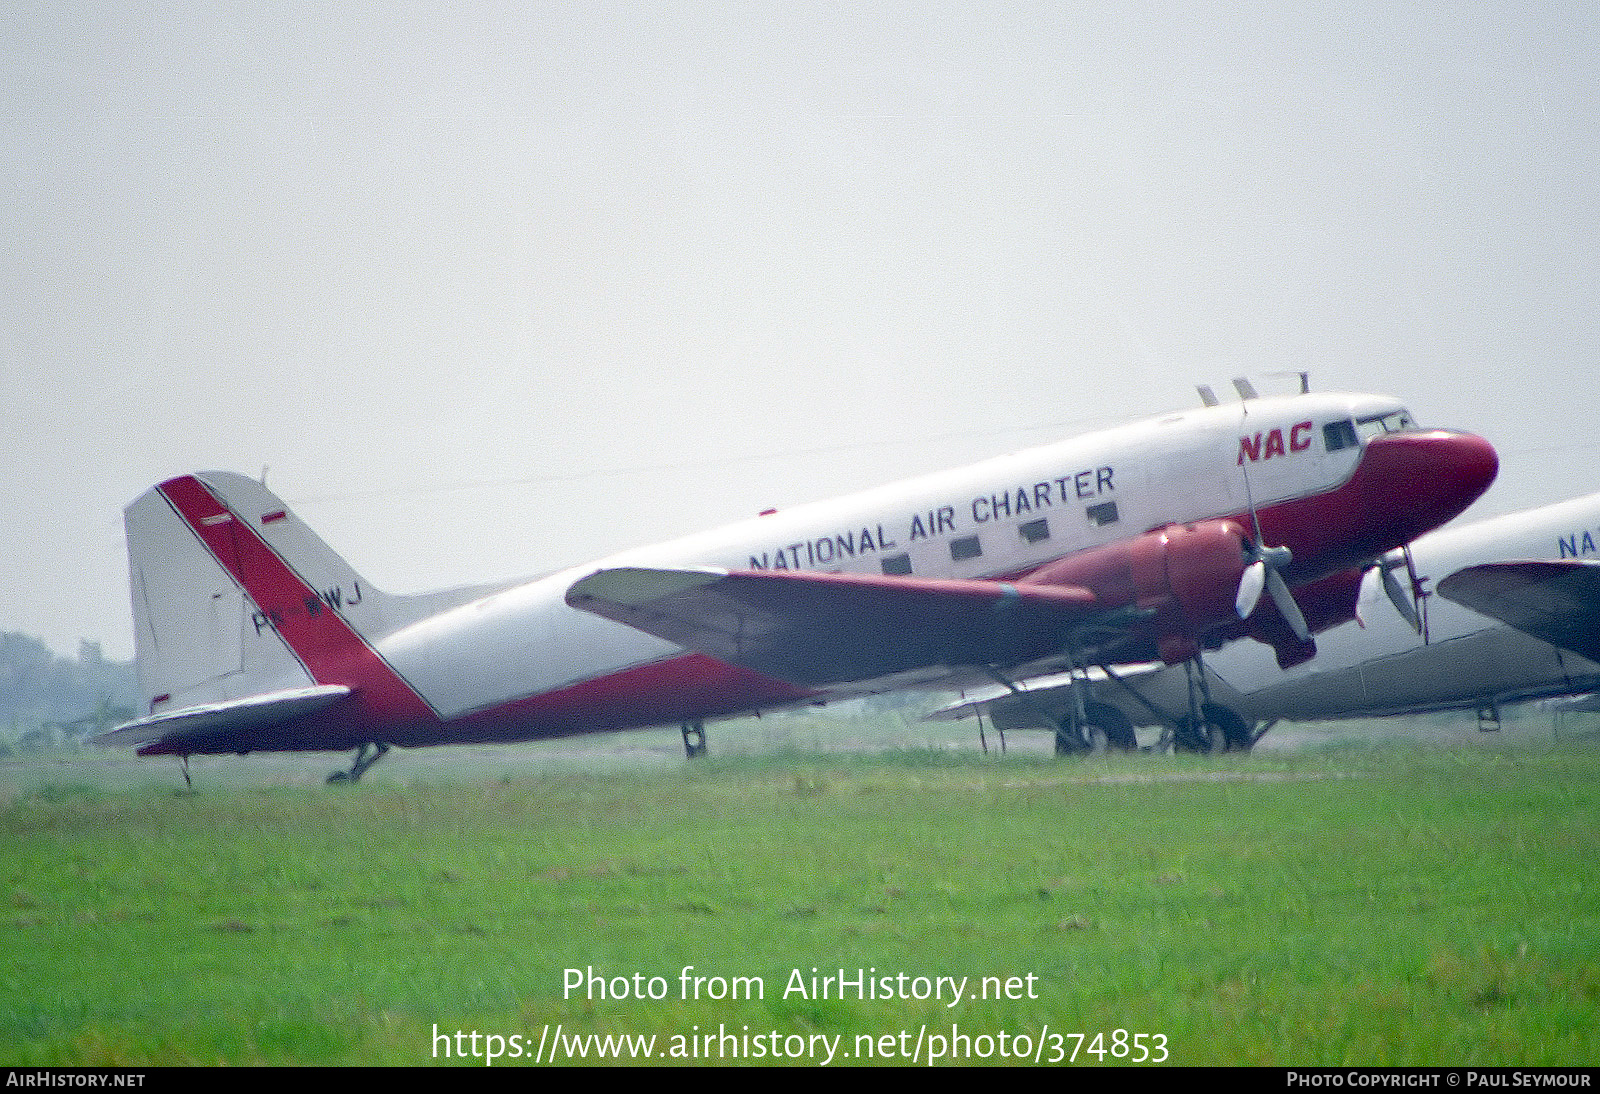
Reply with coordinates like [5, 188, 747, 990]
[1367, 547, 1424, 634]
[1236, 560, 1266, 620]
[1382, 564, 1423, 633]
[1237, 538, 1306, 638]
[1265, 566, 1312, 642]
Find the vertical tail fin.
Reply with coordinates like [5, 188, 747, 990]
[124, 472, 427, 724]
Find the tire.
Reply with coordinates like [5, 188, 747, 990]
[1175, 704, 1253, 753]
[1173, 716, 1207, 753]
[1203, 702, 1253, 752]
[1081, 701, 1137, 752]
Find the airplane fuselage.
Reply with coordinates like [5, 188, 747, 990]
[116, 390, 1497, 755]
[365, 392, 1486, 743]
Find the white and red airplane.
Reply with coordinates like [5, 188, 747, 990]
[99, 388, 1497, 780]
[934, 491, 1600, 749]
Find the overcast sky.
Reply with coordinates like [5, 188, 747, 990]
[5, 3, 1598, 661]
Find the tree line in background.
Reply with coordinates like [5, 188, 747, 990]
[0, 632, 138, 751]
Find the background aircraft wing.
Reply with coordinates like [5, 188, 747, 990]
[566, 567, 1101, 689]
[923, 662, 1171, 725]
[1436, 560, 1600, 663]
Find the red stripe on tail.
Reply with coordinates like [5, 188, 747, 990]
[157, 475, 439, 732]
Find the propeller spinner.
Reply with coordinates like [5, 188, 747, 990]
[1235, 541, 1311, 642]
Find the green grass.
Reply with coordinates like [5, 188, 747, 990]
[2, 717, 1598, 1065]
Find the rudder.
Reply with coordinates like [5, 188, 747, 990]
[124, 472, 399, 718]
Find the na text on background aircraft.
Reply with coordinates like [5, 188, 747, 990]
[933, 491, 1600, 748]
[98, 385, 1497, 781]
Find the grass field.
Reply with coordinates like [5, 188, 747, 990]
[2, 708, 1597, 1066]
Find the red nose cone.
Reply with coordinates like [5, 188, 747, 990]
[1360, 430, 1498, 542]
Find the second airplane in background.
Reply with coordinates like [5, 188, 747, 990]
[101, 387, 1496, 779]
[935, 490, 1600, 750]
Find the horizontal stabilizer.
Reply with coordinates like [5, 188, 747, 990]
[1437, 560, 1600, 663]
[97, 685, 353, 749]
[566, 566, 1098, 688]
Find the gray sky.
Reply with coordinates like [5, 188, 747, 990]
[5, 3, 1598, 661]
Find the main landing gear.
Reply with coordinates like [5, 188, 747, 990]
[681, 720, 707, 758]
[327, 742, 390, 784]
[988, 651, 1257, 757]
[984, 663, 1139, 756]
[1173, 701, 1253, 754]
[1092, 655, 1256, 754]
[1167, 657, 1253, 754]
[1054, 701, 1138, 755]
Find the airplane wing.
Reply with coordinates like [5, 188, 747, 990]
[97, 685, 353, 751]
[566, 567, 1102, 689]
[924, 663, 1170, 722]
[1436, 560, 1600, 663]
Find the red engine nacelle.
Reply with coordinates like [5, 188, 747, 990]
[1019, 519, 1252, 664]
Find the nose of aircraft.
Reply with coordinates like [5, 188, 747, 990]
[1360, 429, 1499, 542]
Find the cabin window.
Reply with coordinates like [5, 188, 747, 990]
[1323, 419, 1358, 452]
[1086, 501, 1119, 527]
[881, 553, 913, 576]
[1019, 518, 1050, 544]
[950, 535, 982, 562]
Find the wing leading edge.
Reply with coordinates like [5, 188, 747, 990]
[565, 567, 1101, 689]
[1436, 559, 1600, 663]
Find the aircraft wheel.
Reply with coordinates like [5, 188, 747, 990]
[1174, 716, 1222, 753]
[1175, 704, 1251, 753]
[1204, 703, 1253, 752]
[1173, 716, 1206, 753]
[1053, 721, 1084, 756]
[1081, 702, 1137, 752]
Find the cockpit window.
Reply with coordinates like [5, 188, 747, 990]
[1323, 419, 1359, 452]
[1355, 409, 1417, 440]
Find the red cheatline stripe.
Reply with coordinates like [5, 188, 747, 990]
[157, 475, 440, 729]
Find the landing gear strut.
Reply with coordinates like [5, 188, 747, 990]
[327, 742, 390, 784]
[984, 659, 1137, 756]
[681, 720, 707, 758]
[1171, 658, 1252, 753]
